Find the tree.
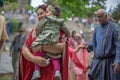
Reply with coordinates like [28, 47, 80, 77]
[17, 0, 30, 9]
[111, 3, 120, 21]
[44, 0, 89, 19]
[3, 0, 31, 12]
[91, 0, 107, 9]
[25, 4, 34, 11]
[44, 0, 106, 19]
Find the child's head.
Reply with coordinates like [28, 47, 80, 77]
[46, 5, 56, 16]
[54, 6, 61, 18]
[46, 4, 61, 18]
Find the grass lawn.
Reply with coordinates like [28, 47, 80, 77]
[0, 73, 13, 80]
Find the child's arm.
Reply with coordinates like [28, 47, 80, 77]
[36, 17, 48, 36]
[60, 22, 70, 37]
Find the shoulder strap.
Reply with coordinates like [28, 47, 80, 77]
[102, 22, 112, 53]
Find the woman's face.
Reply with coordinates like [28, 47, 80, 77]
[75, 34, 81, 44]
[37, 8, 46, 21]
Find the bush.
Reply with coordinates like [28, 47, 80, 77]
[0, 74, 12, 80]
[117, 22, 120, 27]
[10, 18, 19, 33]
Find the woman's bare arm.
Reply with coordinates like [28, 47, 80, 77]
[22, 46, 47, 67]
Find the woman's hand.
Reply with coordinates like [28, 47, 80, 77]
[32, 56, 47, 67]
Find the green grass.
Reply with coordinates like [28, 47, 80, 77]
[0, 74, 13, 80]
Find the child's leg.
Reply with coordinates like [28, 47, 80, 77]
[32, 51, 45, 80]
[51, 58, 60, 71]
[51, 58, 62, 80]
[34, 51, 45, 70]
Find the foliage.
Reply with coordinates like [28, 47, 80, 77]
[25, 4, 34, 11]
[4, 0, 17, 2]
[0, 74, 12, 80]
[117, 22, 120, 27]
[10, 18, 19, 33]
[12, 2, 18, 10]
[44, 0, 89, 19]
[44, 0, 106, 19]
[3, 1, 18, 11]
[91, 0, 107, 9]
[111, 3, 120, 21]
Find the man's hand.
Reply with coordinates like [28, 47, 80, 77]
[112, 63, 120, 73]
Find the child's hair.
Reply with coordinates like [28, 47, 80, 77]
[47, 4, 61, 18]
[54, 6, 61, 18]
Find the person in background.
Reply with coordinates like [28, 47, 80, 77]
[68, 31, 88, 80]
[69, 30, 77, 49]
[10, 27, 27, 80]
[72, 33, 88, 80]
[68, 30, 77, 80]
[84, 9, 120, 80]
[0, 12, 9, 62]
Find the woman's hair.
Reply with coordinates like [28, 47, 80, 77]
[71, 30, 76, 38]
[37, 4, 48, 11]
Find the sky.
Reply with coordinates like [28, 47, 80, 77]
[31, 0, 44, 8]
[31, 0, 120, 11]
[106, 0, 120, 12]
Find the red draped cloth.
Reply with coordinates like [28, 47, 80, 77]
[18, 29, 84, 80]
